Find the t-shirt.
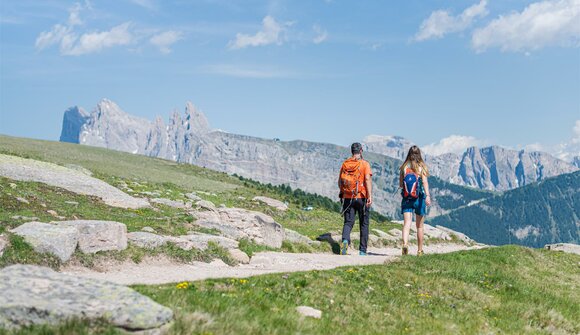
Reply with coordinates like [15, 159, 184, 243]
[340, 158, 372, 199]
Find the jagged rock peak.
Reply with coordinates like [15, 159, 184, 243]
[184, 101, 210, 133]
[60, 106, 89, 143]
[94, 99, 127, 118]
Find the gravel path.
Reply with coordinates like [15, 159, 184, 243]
[62, 244, 484, 285]
[0, 154, 149, 209]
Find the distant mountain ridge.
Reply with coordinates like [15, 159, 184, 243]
[59, 99, 491, 218]
[430, 171, 580, 248]
[362, 135, 578, 192]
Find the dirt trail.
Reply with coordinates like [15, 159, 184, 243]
[63, 244, 484, 285]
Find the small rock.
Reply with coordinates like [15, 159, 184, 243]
[11, 215, 39, 221]
[253, 196, 288, 211]
[196, 200, 216, 211]
[128, 232, 167, 249]
[284, 229, 315, 245]
[150, 198, 189, 209]
[237, 196, 246, 200]
[228, 249, 250, 264]
[40, 203, 47, 208]
[64, 201, 79, 205]
[16, 197, 29, 204]
[185, 192, 201, 201]
[0, 234, 9, 257]
[10, 222, 79, 262]
[296, 306, 322, 319]
[141, 227, 156, 233]
[46, 210, 59, 217]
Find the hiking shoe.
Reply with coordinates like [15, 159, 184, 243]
[402, 245, 409, 255]
[359, 251, 367, 256]
[341, 240, 349, 255]
[417, 250, 424, 256]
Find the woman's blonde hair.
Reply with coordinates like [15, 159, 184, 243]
[400, 145, 429, 177]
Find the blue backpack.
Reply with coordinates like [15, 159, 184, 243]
[402, 167, 421, 199]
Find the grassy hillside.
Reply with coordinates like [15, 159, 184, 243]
[431, 171, 580, 247]
[6, 246, 579, 334]
[0, 135, 402, 269]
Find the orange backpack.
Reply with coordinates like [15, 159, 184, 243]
[339, 159, 362, 198]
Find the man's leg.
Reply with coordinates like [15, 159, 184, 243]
[341, 199, 355, 254]
[358, 199, 370, 254]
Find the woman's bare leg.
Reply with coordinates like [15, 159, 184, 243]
[416, 214, 425, 253]
[402, 212, 413, 247]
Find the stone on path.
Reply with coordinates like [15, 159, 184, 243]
[53, 220, 127, 253]
[228, 249, 250, 264]
[253, 196, 288, 211]
[10, 222, 79, 262]
[284, 229, 315, 245]
[0, 154, 149, 209]
[0, 265, 173, 331]
[127, 232, 167, 249]
[196, 207, 285, 248]
[296, 306, 322, 319]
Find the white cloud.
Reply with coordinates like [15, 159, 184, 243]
[472, 0, 580, 52]
[150, 30, 183, 54]
[422, 135, 489, 156]
[202, 64, 297, 78]
[228, 16, 286, 49]
[414, 0, 488, 41]
[313, 24, 328, 44]
[35, 24, 72, 50]
[64, 22, 134, 55]
[524, 120, 580, 161]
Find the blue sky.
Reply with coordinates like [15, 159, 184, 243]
[1, 0, 579, 159]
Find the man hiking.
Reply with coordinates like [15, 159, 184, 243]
[338, 142, 373, 255]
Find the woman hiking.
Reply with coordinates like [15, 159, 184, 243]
[399, 145, 431, 256]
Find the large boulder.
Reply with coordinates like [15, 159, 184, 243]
[253, 196, 288, 211]
[53, 220, 127, 253]
[195, 207, 285, 248]
[0, 265, 173, 331]
[10, 222, 79, 262]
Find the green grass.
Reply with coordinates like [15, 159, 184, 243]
[130, 246, 579, 335]
[3, 246, 578, 334]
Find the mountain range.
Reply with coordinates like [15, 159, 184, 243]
[363, 135, 578, 192]
[430, 171, 580, 247]
[60, 99, 493, 218]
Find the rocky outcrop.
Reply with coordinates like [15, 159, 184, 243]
[59, 106, 89, 144]
[195, 208, 285, 248]
[545, 243, 580, 255]
[253, 196, 288, 211]
[10, 222, 79, 262]
[0, 154, 149, 209]
[53, 220, 127, 253]
[0, 265, 173, 331]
